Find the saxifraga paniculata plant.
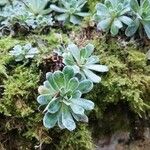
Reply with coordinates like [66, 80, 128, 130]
[125, 0, 150, 39]
[50, 0, 90, 25]
[37, 66, 94, 131]
[63, 43, 109, 83]
[9, 43, 39, 62]
[94, 0, 133, 36]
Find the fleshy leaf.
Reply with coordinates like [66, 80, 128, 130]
[62, 105, 76, 131]
[43, 112, 57, 129]
[78, 79, 93, 94]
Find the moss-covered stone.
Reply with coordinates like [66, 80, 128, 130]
[0, 27, 150, 149]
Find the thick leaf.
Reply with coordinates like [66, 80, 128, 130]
[78, 79, 93, 94]
[96, 3, 109, 15]
[48, 98, 61, 113]
[72, 90, 82, 99]
[68, 77, 79, 91]
[71, 65, 80, 73]
[67, 43, 80, 62]
[86, 56, 99, 65]
[50, 5, 67, 13]
[97, 18, 111, 31]
[85, 43, 95, 58]
[86, 64, 109, 72]
[70, 15, 81, 25]
[144, 23, 150, 39]
[43, 81, 56, 94]
[111, 22, 119, 36]
[72, 112, 88, 122]
[83, 68, 101, 83]
[38, 86, 50, 94]
[46, 72, 58, 91]
[70, 103, 84, 115]
[56, 13, 69, 21]
[72, 98, 94, 111]
[125, 22, 139, 37]
[63, 66, 74, 82]
[37, 95, 51, 105]
[114, 19, 123, 29]
[119, 16, 133, 26]
[75, 12, 90, 17]
[57, 112, 65, 129]
[62, 105, 76, 131]
[63, 53, 76, 65]
[53, 71, 65, 89]
[130, 0, 139, 12]
[43, 112, 57, 129]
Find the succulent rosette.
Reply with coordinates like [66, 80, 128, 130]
[63, 43, 109, 83]
[37, 66, 94, 131]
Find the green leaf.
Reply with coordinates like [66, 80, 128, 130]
[72, 90, 82, 99]
[68, 77, 79, 91]
[43, 81, 56, 95]
[72, 112, 88, 122]
[38, 86, 50, 94]
[83, 68, 101, 83]
[130, 0, 139, 12]
[63, 66, 74, 82]
[97, 18, 111, 31]
[75, 12, 90, 17]
[96, 3, 109, 15]
[78, 79, 93, 94]
[43, 112, 57, 129]
[144, 23, 150, 39]
[63, 53, 76, 66]
[85, 43, 95, 57]
[37, 95, 51, 105]
[56, 14, 69, 21]
[70, 103, 84, 115]
[62, 105, 76, 131]
[125, 21, 139, 37]
[86, 56, 99, 65]
[111, 22, 119, 36]
[48, 99, 61, 113]
[58, 112, 65, 129]
[46, 72, 58, 91]
[53, 71, 65, 89]
[70, 15, 81, 25]
[86, 64, 109, 72]
[119, 16, 133, 26]
[72, 98, 94, 110]
[67, 43, 80, 62]
[50, 5, 67, 13]
[114, 19, 123, 29]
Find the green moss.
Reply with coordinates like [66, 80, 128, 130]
[87, 0, 103, 13]
[0, 66, 40, 116]
[89, 37, 150, 115]
[58, 124, 94, 150]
